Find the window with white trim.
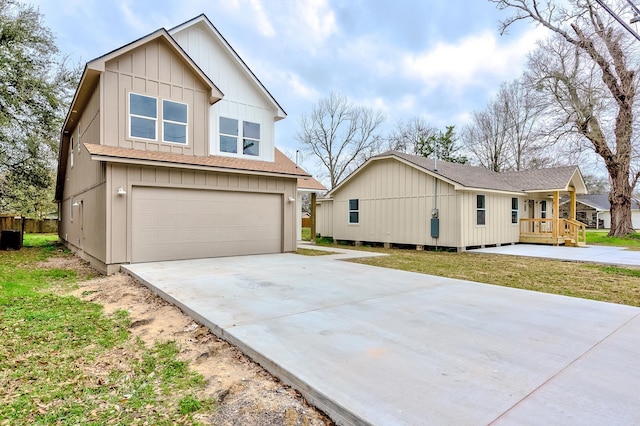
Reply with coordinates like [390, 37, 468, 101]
[348, 199, 359, 224]
[77, 123, 81, 154]
[219, 117, 260, 156]
[476, 194, 486, 226]
[511, 198, 519, 224]
[540, 200, 547, 219]
[70, 136, 74, 168]
[129, 93, 157, 140]
[162, 100, 188, 144]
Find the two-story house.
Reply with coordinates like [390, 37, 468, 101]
[55, 15, 313, 274]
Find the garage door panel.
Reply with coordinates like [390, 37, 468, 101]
[132, 187, 282, 263]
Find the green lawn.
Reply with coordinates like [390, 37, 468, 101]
[301, 227, 311, 241]
[0, 238, 215, 424]
[586, 230, 640, 249]
[310, 242, 640, 307]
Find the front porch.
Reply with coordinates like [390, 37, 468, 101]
[519, 191, 586, 247]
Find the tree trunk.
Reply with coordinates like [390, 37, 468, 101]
[608, 169, 635, 236]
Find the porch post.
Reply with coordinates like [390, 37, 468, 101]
[553, 191, 560, 241]
[570, 189, 576, 221]
[311, 192, 317, 244]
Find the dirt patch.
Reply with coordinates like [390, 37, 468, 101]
[53, 258, 332, 425]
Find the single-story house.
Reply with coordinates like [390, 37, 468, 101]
[316, 151, 588, 251]
[559, 193, 640, 229]
[55, 15, 317, 274]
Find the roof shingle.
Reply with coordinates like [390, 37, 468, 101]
[84, 143, 311, 178]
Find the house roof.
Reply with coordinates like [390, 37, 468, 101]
[560, 194, 640, 211]
[329, 151, 587, 196]
[169, 14, 287, 121]
[297, 177, 327, 192]
[84, 144, 310, 178]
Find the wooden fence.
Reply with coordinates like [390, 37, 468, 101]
[0, 215, 58, 234]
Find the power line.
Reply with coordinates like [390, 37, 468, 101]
[594, 0, 640, 41]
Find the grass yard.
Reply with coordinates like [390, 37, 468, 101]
[0, 235, 216, 424]
[330, 245, 640, 307]
[586, 230, 640, 249]
[301, 227, 311, 241]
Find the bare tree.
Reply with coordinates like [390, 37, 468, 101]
[297, 92, 385, 189]
[386, 117, 437, 154]
[491, 0, 639, 236]
[463, 79, 546, 171]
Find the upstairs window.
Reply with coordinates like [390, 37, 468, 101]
[70, 136, 74, 168]
[77, 123, 81, 154]
[348, 199, 359, 224]
[511, 198, 519, 224]
[162, 100, 188, 144]
[129, 93, 157, 140]
[219, 117, 238, 153]
[242, 121, 260, 156]
[476, 194, 486, 226]
[219, 117, 261, 156]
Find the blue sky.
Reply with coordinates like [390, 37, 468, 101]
[27, 0, 550, 175]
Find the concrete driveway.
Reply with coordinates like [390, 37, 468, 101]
[123, 249, 640, 425]
[470, 244, 640, 267]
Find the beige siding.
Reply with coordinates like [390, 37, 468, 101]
[316, 199, 333, 237]
[59, 138, 107, 265]
[106, 163, 297, 264]
[459, 192, 521, 247]
[172, 24, 277, 162]
[102, 39, 209, 156]
[330, 159, 459, 247]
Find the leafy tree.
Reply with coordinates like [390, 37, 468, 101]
[418, 125, 468, 164]
[297, 92, 385, 189]
[0, 0, 79, 217]
[490, 0, 638, 236]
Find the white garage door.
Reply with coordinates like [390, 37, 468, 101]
[132, 187, 282, 263]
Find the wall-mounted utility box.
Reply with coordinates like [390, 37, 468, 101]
[430, 218, 439, 239]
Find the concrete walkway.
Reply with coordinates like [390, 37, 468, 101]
[470, 244, 640, 267]
[123, 250, 640, 425]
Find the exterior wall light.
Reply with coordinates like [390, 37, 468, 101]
[117, 186, 127, 196]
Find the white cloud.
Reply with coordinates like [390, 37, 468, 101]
[248, 0, 276, 37]
[119, 1, 150, 35]
[292, 0, 338, 48]
[288, 73, 320, 100]
[401, 26, 547, 93]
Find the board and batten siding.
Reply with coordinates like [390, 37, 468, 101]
[171, 24, 277, 162]
[459, 192, 521, 247]
[316, 199, 333, 237]
[106, 163, 297, 265]
[102, 38, 209, 156]
[330, 159, 460, 247]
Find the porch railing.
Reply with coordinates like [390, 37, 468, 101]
[520, 218, 586, 246]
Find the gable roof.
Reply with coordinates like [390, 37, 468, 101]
[56, 28, 225, 201]
[83, 144, 310, 178]
[169, 14, 287, 120]
[329, 151, 587, 196]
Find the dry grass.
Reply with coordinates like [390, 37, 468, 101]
[345, 247, 640, 307]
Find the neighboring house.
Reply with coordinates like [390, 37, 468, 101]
[317, 151, 588, 251]
[55, 15, 314, 274]
[559, 194, 640, 229]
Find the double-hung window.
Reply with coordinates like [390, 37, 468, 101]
[540, 200, 547, 219]
[511, 198, 519, 224]
[163, 100, 188, 144]
[476, 195, 486, 226]
[70, 136, 74, 168]
[219, 117, 261, 156]
[348, 199, 359, 224]
[129, 93, 157, 140]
